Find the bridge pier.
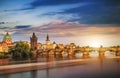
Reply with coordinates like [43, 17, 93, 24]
[83, 51, 89, 58]
[116, 51, 120, 56]
[68, 48, 74, 55]
[99, 46, 106, 57]
[82, 47, 91, 58]
[83, 51, 89, 56]
[116, 47, 120, 56]
[99, 51, 105, 57]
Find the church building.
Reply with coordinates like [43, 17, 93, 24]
[0, 32, 14, 52]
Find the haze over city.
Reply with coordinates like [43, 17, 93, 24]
[0, 0, 120, 47]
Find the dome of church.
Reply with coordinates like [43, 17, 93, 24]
[3, 32, 11, 40]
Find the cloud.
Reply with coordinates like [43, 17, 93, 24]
[0, 24, 31, 36]
[15, 25, 31, 29]
[0, 1, 85, 28]
[0, 22, 5, 24]
[104, 0, 120, 6]
[1, 0, 120, 26]
[0, 20, 119, 46]
[2, 7, 34, 12]
[30, 0, 83, 7]
[30, 0, 120, 8]
[62, 3, 120, 24]
[0, 26, 11, 29]
[17, 20, 120, 38]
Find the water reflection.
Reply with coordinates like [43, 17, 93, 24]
[99, 55, 104, 72]
[75, 52, 83, 57]
[0, 58, 120, 78]
[105, 51, 116, 57]
[0, 51, 118, 65]
[31, 70, 37, 78]
[0, 58, 10, 65]
[0, 51, 119, 78]
[89, 51, 99, 57]
[117, 59, 120, 73]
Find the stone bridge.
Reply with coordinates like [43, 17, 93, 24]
[35, 46, 120, 57]
[69, 46, 120, 56]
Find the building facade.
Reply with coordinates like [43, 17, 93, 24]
[42, 34, 57, 50]
[0, 32, 14, 52]
[30, 33, 65, 51]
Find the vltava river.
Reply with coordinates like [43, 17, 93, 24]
[0, 51, 120, 78]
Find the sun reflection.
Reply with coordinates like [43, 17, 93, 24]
[89, 51, 99, 57]
[105, 51, 116, 57]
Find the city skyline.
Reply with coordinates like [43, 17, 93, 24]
[0, 0, 120, 47]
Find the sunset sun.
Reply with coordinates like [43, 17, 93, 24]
[88, 37, 103, 48]
[89, 41, 101, 48]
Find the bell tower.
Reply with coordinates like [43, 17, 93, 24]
[46, 34, 50, 45]
[30, 32, 38, 50]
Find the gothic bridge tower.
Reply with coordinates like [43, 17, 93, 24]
[30, 32, 38, 50]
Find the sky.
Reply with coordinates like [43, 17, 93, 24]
[0, 0, 120, 47]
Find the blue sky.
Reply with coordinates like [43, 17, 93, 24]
[0, 0, 120, 47]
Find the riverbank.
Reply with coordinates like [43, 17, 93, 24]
[0, 56, 120, 74]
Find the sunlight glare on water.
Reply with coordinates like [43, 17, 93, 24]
[89, 51, 99, 57]
[75, 52, 83, 57]
[105, 51, 116, 57]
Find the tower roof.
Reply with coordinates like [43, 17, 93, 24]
[46, 34, 50, 41]
[53, 41, 56, 44]
[32, 32, 37, 38]
[3, 32, 11, 40]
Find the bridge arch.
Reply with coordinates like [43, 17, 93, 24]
[104, 50, 116, 57]
[60, 50, 68, 56]
[89, 50, 99, 57]
[74, 50, 83, 57]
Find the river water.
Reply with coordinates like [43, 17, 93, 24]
[0, 51, 120, 78]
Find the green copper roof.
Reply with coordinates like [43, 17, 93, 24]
[3, 32, 11, 40]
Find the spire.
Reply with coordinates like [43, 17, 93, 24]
[46, 34, 49, 41]
[6, 32, 9, 35]
[32, 32, 36, 38]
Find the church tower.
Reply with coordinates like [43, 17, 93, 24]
[30, 32, 38, 50]
[46, 34, 50, 45]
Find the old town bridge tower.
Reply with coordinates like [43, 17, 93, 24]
[30, 32, 38, 50]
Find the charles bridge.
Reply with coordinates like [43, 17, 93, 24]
[34, 46, 120, 57]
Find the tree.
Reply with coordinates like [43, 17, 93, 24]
[9, 42, 31, 59]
